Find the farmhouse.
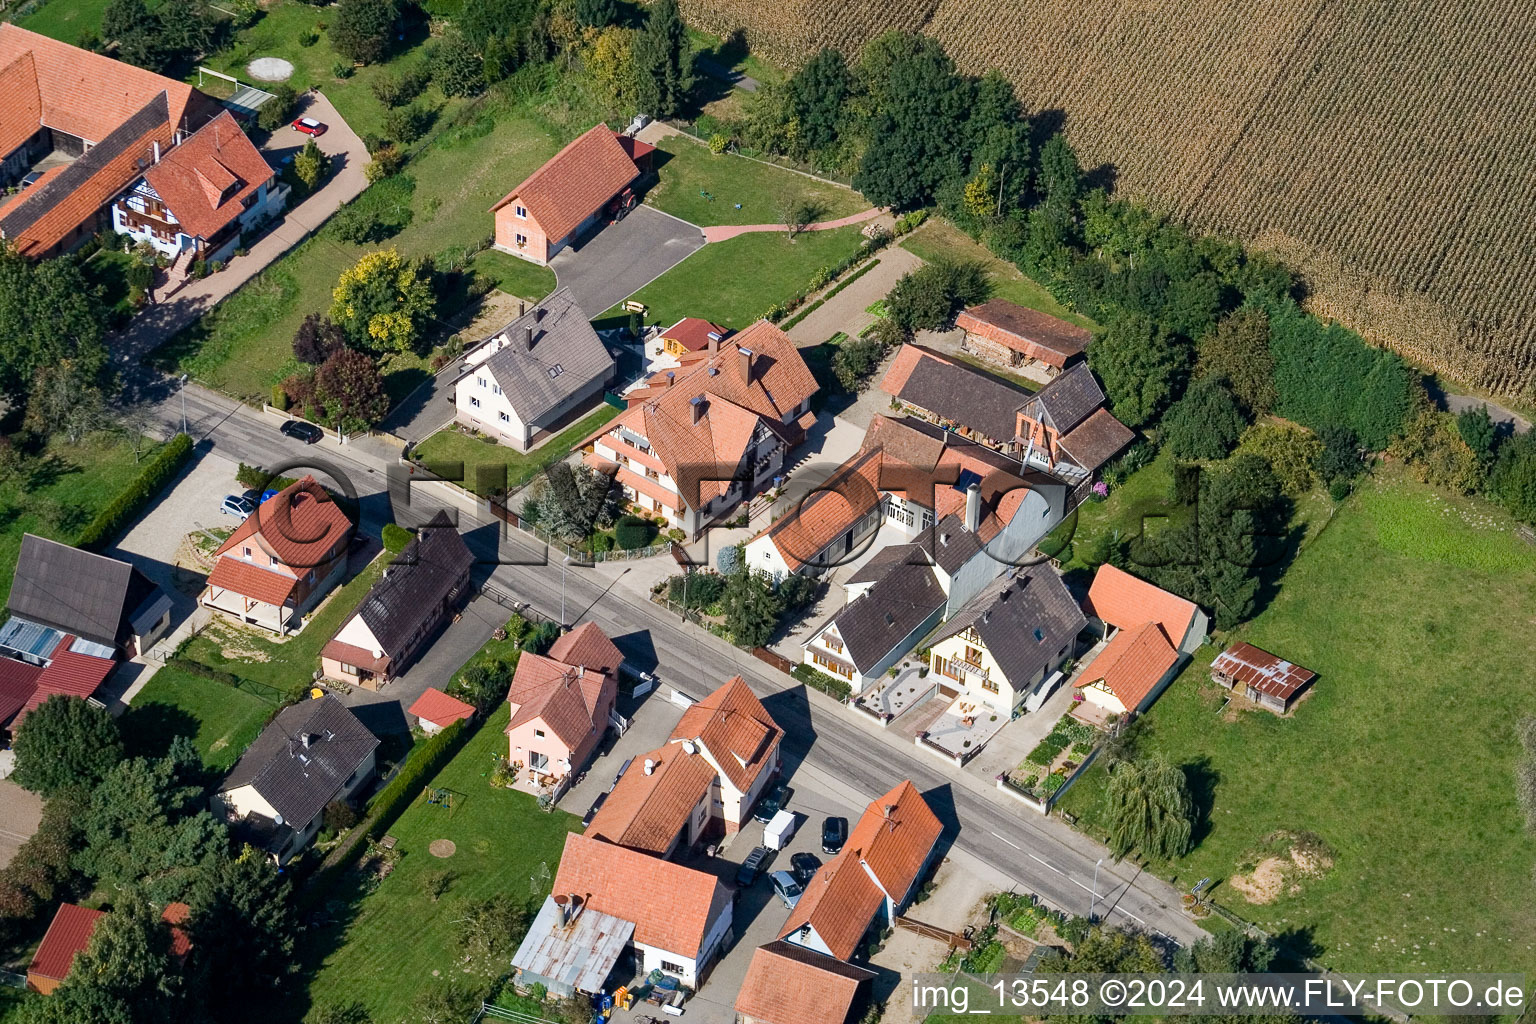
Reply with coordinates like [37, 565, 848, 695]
[926, 563, 1087, 714]
[587, 675, 782, 853]
[581, 320, 818, 538]
[956, 299, 1090, 378]
[320, 512, 473, 689]
[735, 941, 876, 1024]
[779, 780, 942, 960]
[451, 288, 616, 452]
[505, 623, 624, 795]
[1074, 565, 1207, 716]
[1210, 641, 1317, 714]
[200, 476, 353, 635]
[529, 831, 734, 989]
[489, 123, 654, 265]
[110, 110, 286, 267]
[212, 695, 378, 865]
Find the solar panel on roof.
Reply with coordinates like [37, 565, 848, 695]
[952, 468, 983, 493]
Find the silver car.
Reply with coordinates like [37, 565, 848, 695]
[220, 494, 255, 519]
[769, 870, 803, 910]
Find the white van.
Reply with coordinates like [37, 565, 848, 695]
[763, 809, 798, 851]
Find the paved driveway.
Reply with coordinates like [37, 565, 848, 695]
[550, 205, 704, 316]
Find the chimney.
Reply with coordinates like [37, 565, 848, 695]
[738, 346, 753, 383]
[964, 482, 981, 532]
[553, 893, 570, 925]
[708, 333, 720, 355]
[568, 894, 584, 925]
[690, 396, 705, 425]
[301, 732, 311, 749]
[518, 300, 526, 316]
[525, 325, 535, 350]
[535, 307, 546, 323]
[152, 140, 161, 164]
[666, 371, 675, 388]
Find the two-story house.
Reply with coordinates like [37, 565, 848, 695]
[200, 476, 353, 635]
[580, 320, 819, 538]
[449, 288, 616, 453]
[111, 110, 286, 267]
[212, 695, 378, 864]
[926, 563, 1087, 714]
[1074, 564, 1208, 716]
[587, 676, 782, 854]
[505, 623, 623, 793]
[319, 512, 473, 689]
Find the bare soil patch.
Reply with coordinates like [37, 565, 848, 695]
[429, 839, 456, 858]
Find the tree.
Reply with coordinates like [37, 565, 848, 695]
[330, 0, 398, 65]
[965, 70, 1030, 206]
[23, 362, 112, 444]
[587, 27, 641, 112]
[0, 247, 110, 406]
[532, 463, 618, 541]
[12, 696, 123, 797]
[1456, 403, 1498, 466]
[1104, 755, 1194, 862]
[257, 84, 299, 132]
[1173, 930, 1278, 974]
[448, 658, 515, 713]
[833, 333, 886, 391]
[1489, 432, 1536, 525]
[1088, 314, 1190, 428]
[456, 894, 528, 977]
[16, 983, 135, 1024]
[63, 895, 178, 1015]
[329, 248, 436, 354]
[413, 983, 479, 1024]
[184, 853, 298, 1016]
[631, 0, 690, 117]
[885, 259, 990, 332]
[383, 105, 429, 144]
[572, 0, 618, 28]
[313, 347, 390, 431]
[1196, 309, 1276, 415]
[1161, 376, 1248, 460]
[431, 29, 485, 97]
[1234, 423, 1323, 497]
[853, 35, 971, 209]
[293, 313, 348, 364]
[1041, 922, 1165, 972]
[1036, 133, 1082, 223]
[784, 49, 854, 157]
[722, 566, 781, 648]
[1389, 410, 1483, 494]
[1316, 423, 1363, 483]
[294, 139, 328, 189]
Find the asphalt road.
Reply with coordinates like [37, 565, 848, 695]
[141, 384, 1206, 948]
[550, 204, 705, 316]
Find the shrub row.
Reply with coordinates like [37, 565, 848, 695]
[235, 462, 299, 492]
[77, 433, 194, 551]
[366, 717, 473, 839]
[822, 257, 881, 300]
[766, 232, 897, 323]
[790, 663, 853, 702]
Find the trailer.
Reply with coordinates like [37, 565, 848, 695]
[763, 810, 798, 851]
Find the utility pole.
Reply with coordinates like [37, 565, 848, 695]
[559, 554, 571, 629]
[1089, 857, 1103, 923]
[178, 374, 188, 435]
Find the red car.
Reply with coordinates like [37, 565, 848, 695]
[291, 117, 327, 137]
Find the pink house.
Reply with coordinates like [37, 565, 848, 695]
[505, 623, 622, 793]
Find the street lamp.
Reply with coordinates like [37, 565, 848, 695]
[178, 374, 188, 435]
[1089, 857, 1103, 923]
[559, 554, 571, 629]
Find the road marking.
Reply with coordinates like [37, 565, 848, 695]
[989, 831, 1021, 850]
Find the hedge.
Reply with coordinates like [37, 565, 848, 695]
[381, 522, 413, 552]
[235, 462, 298, 492]
[614, 515, 656, 550]
[790, 663, 852, 702]
[77, 433, 194, 551]
[366, 717, 473, 839]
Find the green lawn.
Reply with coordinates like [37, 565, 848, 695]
[600, 225, 867, 332]
[294, 702, 578, 1022]
[1040, 449, 1180, 569]
[17, 0, 114, 43]
[413, 405, 620, 498]
[123, 664, 274, 770]
[902, 219, 1097, 330]
[1055, 466, 1536, 973]
[0, 432, 160, 599]
[645, 136, 867, 228]
[178, 551, 387, 690]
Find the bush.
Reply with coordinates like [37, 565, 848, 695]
[365, 145, 405, 182]
[76, 433, 193, 550]
[614, 515, 657, 550]
[666, 571, 726, 610]
[885, 259, 990, 332]
[235, 463, 299, 492]
[708, 132, 730, 154]
[383, 105, 428, 145]
[381, 522, 413, 552]
[367, 719, 471, 837]
[330, 206, 386, 244]
[324, 800, 359, 833]
[271, 384, 290, 411]
[790, 663, 852, 702]
[1328, 476, 1352, 501]
[258, 84, 299, 132]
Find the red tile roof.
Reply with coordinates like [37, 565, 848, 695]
[670, 676, 781, 793]
[753, 448, 884, 573]
[736, 941, 874, 1024]
[956, 300, 1091, 368]
[1075, 620, 1178, 710]
[489, 124, 640, 243]
[408, 687, 476, 728]
[552, 832, 730, 957]
[1084, 564, 1199, 641]
[1210, 642, 1316, 701]
[547, 622, 624, 679]
[207, 556, 300, 607]
[14, 635, 115, 724]
[320, 639, 389, 676]
[506, 653, 605, 751]
[214, 475, 352, 572]
[844, 780, 943, 906]
[585, 742, 716, 853]
[145, 110, 272, 240]
[0, 657, 43, 727]
[161, 902, 192, 960]
[0, 50, 41, 157]
[661, 317, 729, 353]
[778, 852, 885, 960]
[29, 903, 104, 982]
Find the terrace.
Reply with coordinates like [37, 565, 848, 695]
[919, 694, 1010, 762]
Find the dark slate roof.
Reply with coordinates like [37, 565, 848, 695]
[1018, 363, 1105, 436]
[355, 512, 473, 662]
[827, 561, 946, 673]
[912, 515, 988, 577]
[469, 288, 615, 424]
[0, 92, 168, 238]
[893, 353, 1032, 444]
[221, 696, 378, 827]
[6, 534, 158, 648]
[847, 542, 934, 585]
[929, 563, 1088, 689]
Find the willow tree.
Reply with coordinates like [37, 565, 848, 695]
[1105, 754, 1194, 862]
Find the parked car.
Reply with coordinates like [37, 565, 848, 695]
[581, 791, 607, 830]
[220, 494, 255, 519]
[291, 117, 327, 137]
[20, 171, 43, 188]
[753, 782, 789, 823]
[612, 757, 634, 790]
[821, 816, 848, 854]
[280, 420, 323, 444]
[769, 870, 803, 910]
[789, 852, 821, 885]
[735, 846, 770, 887]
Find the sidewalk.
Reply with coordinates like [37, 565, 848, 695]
[701, 206, 888, 243]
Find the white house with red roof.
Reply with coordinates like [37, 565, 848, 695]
[580, 320, 819, 539]
[111, 109, 286, 265]
[1073, 564, 1207, 715]
[489, 123, 654, 265]
[199, 476, 353, 634]
[504, 623, 623, 794]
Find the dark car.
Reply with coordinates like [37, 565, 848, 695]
[735, 846, 770, 887]
[280, 419, 323, 444]
[789, 851, 821, 886]
[821, 816, 848, 854]
[20, 171, 43, 188]
[753, 782, 789, 824]
[581, 791, 607, 829]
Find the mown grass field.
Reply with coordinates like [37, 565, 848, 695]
[645, 135, 867, 228]
[16, 0, 114, 43]
[601, 225, 866, 332]
[122, 664, 274, 771]
[413, 405, 620, 499]
[292, 702, 577, 1023]
[900, 219, 1096, 329]
[1055, 466, 1536, 973]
